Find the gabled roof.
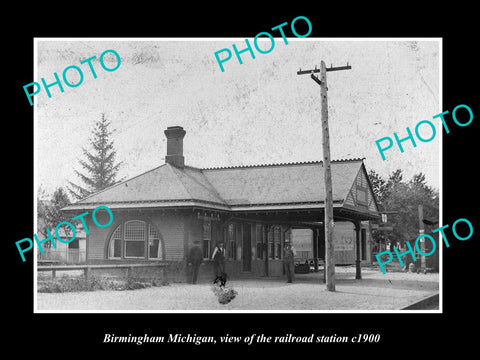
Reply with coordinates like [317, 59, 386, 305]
[62, 158, 378, 216]
[202, 159, 362, 207]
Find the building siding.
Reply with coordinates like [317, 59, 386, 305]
[84, 209, 374, 278]
[344, 189, 356, 207]
[152, 212, 185, 261]
[343, 166, 378, 214]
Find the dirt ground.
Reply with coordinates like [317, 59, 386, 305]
[35, 266, 440, 312]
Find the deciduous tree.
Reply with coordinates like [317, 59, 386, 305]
[369, 169, 439, 255]
[37, 187, 71, 238]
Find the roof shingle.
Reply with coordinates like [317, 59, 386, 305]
[63, 159, 369, 212]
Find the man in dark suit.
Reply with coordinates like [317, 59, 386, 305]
[284, 241, 296, 283]
[188, 240, 204, 284]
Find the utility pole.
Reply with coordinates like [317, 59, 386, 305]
[418, 204, 426, 271]
[297, 61, 351, 292]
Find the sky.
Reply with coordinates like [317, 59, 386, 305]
[35, 38, 441, 198]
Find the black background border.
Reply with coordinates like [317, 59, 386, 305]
[6, 6, 478, 355]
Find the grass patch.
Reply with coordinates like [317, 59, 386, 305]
[38, 275, 169, 293]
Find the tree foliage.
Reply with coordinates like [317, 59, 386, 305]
[37, 187, 72, 238]
[368, 169, 439, 249]
[368, 169, 388, 209]
[68, 113, 123, 200]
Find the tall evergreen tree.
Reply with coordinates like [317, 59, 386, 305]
[68, 113, 123, 200]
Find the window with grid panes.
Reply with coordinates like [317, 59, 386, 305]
[203, 219, 211, 259]
[124, 220, 146, 258]
[268, 227, 274, 259]
[109, 225, 122, 258]
[107, 220, 164, 260]
[274, 226, 281, 259]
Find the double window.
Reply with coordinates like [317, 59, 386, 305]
[108, 220, 163, 260]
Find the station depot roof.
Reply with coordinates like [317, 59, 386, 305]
[62, 158, 380, 219]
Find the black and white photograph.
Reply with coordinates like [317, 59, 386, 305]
[6, 7, 479, 354]
[33, 38, 441, 312]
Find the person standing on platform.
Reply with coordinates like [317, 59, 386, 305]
[188, 240, 204, 284]
[212, 241, 226, 286]
[284, 241, 296, 283]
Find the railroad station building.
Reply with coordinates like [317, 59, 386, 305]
[62, 126, 380, 279]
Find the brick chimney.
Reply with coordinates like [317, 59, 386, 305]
[164, 126, 186, 168]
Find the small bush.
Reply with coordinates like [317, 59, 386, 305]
[38, 275, 169, 293]
[38, 275, 113, 293]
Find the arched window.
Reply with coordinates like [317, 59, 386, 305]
[107, 220, 164, 260]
